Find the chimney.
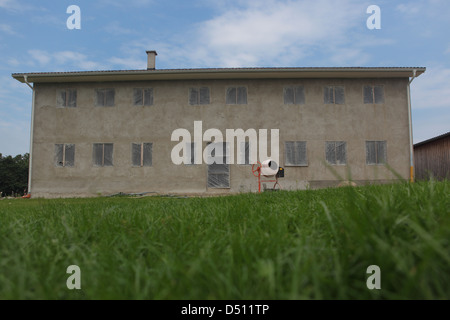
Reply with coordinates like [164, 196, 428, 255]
[146, 50, 157, 70]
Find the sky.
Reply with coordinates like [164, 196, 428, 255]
[0, 0, 449, 156]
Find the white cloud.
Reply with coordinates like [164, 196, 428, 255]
[28, 49, 52, 65]
[396, 4, 422, 15]
[396, 0, 450, 22]
[31, 14, 64, 27]
[104, 22, 134, 36]
[329, 48, 370, 66]
[0, 0, 13, 8]
[413, 110, 450, 144]
[105, 0, 394, 69]
[108, 57, 146, 70]
[0, 24, 16, 35]
[412, 67, 450, 110]
[410, 65, 450, 141]
[7, 58, 20, 67]
[0, 0, 36, 11]
[158, 0, 368, 67]
[99, 0, 154, 7]
[0, 75, 32, 156]
[26, 50, 106, 70]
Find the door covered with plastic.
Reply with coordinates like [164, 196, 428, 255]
[207, 142, 230, 189]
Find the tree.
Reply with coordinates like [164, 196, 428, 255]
[0, 153, 29, 197]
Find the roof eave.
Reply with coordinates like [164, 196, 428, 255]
[12, 67, 426, 84]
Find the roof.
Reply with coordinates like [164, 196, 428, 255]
[12, 67, 426, 83]
[414, 132, 450, 148]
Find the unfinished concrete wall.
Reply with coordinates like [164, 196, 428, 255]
[30, 77, 410, 198]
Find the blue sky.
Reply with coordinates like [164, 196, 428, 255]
[0, 0, 449, 156]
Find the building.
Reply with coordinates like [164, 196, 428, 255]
[12, 51, 425, 198]
[414, 132, 450, 181]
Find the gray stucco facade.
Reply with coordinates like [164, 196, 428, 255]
[13, 57, 425, 198]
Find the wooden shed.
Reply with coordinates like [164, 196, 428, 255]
[414, 132, 450, 181]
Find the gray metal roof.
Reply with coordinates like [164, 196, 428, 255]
[12, 66, 426, 83]
[414, 132, 450, 148]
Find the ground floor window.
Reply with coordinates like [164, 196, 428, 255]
[93, 143, 114, 167]
[55, 144, 75, 167]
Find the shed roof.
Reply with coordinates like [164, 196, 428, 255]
[414, 132, 450, 148]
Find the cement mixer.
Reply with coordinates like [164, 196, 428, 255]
[252, 160, 284, 192]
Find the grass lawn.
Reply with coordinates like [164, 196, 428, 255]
[0, 180, 449, 300]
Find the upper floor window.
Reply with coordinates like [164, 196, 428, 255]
[324, 86, 345, 104]
[57, 89, 77, 108]
[364, 85, 385, 104]
[189, 87, 210, 105]
[284, 86, 305, 105]
[95, 89, 115, 107]
[226, 87, 247, 105]
[133, 88, 153, 106]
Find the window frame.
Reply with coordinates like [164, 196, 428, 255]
[206, 142, 230, 189]
[324, 86, 345, 105]
[284, 86, 306, 105]
[366, 141, 387, 165]
[226, 86, 247, 105]
[55, 144, 75, 167]
[284, 141, 308, 167]
[93, 143, 114, 167]
[363, 85, 385, 104]
[189, 87, 210, 105]
[325, 141, 347, 166]
[132, 143, 153, 167]
[57, 89, 77, 108]
[95, 88, 115, 107]
[133, 88, 154, 106]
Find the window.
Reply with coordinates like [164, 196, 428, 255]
[240, 141, 251, 165]
[284, 86, 305, 105]
[133, 88, 153, 106]
[93, 143, 113, 166]
[326, 141, 347, 165]
[207, 142, 230, 188]
[55, 144, 75, 167]
[324, 86, 345, 104]
[226, 87, 247, 104]
[96, 89, 115, 107]
[57, 89, 77, 108]
[189, 87, 210, 105]
[132, 143, 152, 167]
[366, 141, 387, 165]
[364, 85, 384, 104]
[285, 141, 307, 166]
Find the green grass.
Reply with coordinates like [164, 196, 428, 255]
[0, 180, 449, 300]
